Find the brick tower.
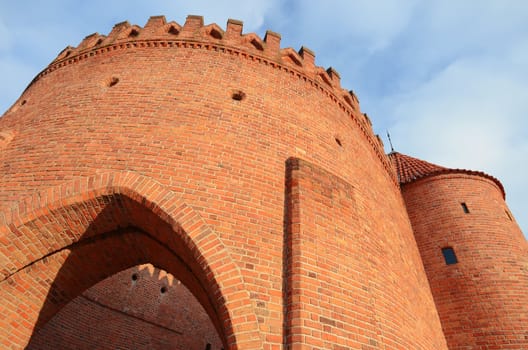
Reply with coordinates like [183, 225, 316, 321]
[390, 152, 528, 349]
[0, 14, 524, 350]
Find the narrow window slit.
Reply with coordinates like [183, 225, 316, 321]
[461, 202, 470, 214]
[442, 247, 458, 265]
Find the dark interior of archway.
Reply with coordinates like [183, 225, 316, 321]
[27, 264, 223, 350]
[22, 194, 228, 349]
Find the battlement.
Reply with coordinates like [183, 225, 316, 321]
[137, 263, 178, 287]
[24, 15, 393, 184]
[49, 15, 358, 111]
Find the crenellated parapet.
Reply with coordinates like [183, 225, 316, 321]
[47, 15, 353, 107]
[23, 15, 392, 180]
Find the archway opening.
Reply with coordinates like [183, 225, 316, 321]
[1, 189, 232, 349]
[27, 263, 223, 350]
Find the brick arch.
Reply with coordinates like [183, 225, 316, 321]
[0, 171, 263, 349]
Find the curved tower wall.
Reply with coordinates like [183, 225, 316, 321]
[0, 15, 447, 348]
[402, 173, 528, 349]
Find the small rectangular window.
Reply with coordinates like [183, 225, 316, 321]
[442, 247, 458, 265]
[461, 202, 470, 214]
[505, 210, 513, 221]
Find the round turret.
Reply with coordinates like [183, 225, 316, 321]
[390, 152, 528, 349]
[0, 16, 448, 349]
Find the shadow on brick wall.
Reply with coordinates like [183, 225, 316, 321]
[22, 194, 226, 349]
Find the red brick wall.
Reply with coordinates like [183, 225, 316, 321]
[402, 173, 528, 349]
[0, 15, 446, 349]
[285, 158, 447, 349]
[28, 264, 222, 350]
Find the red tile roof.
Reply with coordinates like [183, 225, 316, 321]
[388, 152, 505, 198]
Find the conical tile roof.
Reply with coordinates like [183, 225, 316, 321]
[388, 152, 505, 197]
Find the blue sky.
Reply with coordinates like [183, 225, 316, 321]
[1, 1, 527, 235]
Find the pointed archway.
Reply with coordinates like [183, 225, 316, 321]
[0, 172, 263, 349]
[27, 263, 224, 349]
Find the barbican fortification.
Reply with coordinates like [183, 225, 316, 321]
[0, 15, 526, 350]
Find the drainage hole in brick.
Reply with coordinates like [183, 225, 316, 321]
[131, 273, 138, 281]
[107, 77, 119, 87]
[232, 90, 246, 101]
[160, 286, 167, 294]
[335, 137, 342, 147]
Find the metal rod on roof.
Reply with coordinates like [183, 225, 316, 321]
[387, 130, 395, 152]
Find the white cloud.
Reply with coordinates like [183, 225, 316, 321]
[385, 48, 528, 233]
[276, 0, 417, 50]
[325, 1, 528, 234]
[0, 1, 526, 235]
